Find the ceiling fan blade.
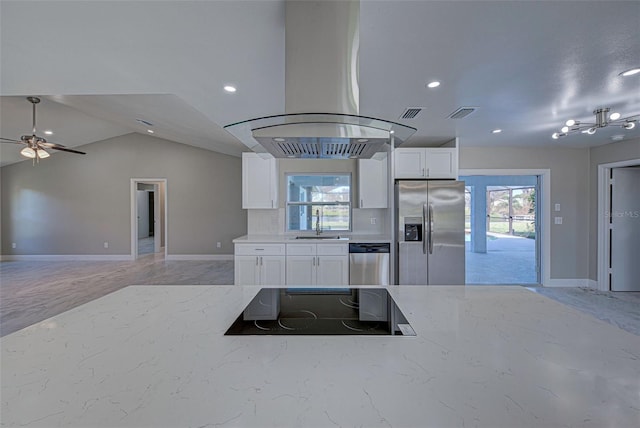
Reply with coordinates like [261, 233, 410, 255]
[0, 137, 22, 144]
[47, 144, 86, 155]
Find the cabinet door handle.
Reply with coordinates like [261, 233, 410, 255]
[255, 257, 259, 266]
[312, 257, 315, 266]
[361, 199, 364, 208]
[317, 256, 320, 267]
[422, 167, 425, 177]
[427, 168, 430, 177]
[260, 256, 263, 266]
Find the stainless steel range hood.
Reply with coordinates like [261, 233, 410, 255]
[224, 0, 416, 159]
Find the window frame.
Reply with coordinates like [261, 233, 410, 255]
[285, 173, 352, 233]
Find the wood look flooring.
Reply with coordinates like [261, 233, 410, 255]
[0, 253, 233, 336]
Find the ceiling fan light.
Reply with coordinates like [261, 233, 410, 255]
[623, 121, 636, 130]
[620, 67, 640, 77]
[586, 127, 597, 135]
[36, 148, 50, 159]
[565, 119, 575, 127]
[20, 146, 36, 158]
[609, 112, 621, 121]
[551, 132, 559, 139]
[561, 126, 569, 133]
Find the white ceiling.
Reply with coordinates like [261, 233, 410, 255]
[1, 0, 639, 166]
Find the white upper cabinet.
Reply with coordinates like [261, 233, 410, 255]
[242, 152, 278, 209]
[358, 156, 388, 208]
[394, 148, 458, 179]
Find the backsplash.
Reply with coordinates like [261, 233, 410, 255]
[247, 208, 388, 235]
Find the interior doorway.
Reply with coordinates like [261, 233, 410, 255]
[461, 174, 541, 285]
[598, 161, 640, 291]
[131, 179, 167, 259]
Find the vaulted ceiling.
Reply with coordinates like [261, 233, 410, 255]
[1, 0, 639, 166]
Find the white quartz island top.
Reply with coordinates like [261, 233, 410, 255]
[2, 285, 640, 427]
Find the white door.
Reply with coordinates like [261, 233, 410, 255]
[316, 256, 348, 285]
[235, 256, 260, 285]
[424, 149, 455, 178]
[136, 190, 149, 238]
[286, 256, 316, 285]
[261, 256, 286, 286]
[394, 148, 425, 178]
[610, 167, 640, 291]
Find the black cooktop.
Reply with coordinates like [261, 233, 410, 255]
[225, 288, 415, 336]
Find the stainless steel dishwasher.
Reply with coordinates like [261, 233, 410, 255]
[349, 243, 390, 285]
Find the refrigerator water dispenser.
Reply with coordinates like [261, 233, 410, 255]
[404, 223, 422, 242]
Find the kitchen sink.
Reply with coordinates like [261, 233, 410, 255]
[295, 235, 343, 240]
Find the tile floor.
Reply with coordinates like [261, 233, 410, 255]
[466, 233, 537, 284]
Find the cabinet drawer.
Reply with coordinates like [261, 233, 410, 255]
[316, 243, 348, 256]
[286, 243, 316, 256]
[235, 244, 285, 256]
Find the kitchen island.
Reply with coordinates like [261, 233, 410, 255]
[2, 285, 639, 427]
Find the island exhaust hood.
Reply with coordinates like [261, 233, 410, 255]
[224, 0, 416, 159]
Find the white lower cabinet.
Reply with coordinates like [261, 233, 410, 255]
[286, 243, 348, 286]
[234, 244, 286, 285]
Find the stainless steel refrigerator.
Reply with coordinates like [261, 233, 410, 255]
[395, 180, 465, 285]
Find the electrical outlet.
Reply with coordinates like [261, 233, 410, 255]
[104, 242, 109, 249]
[554, 217, 563, 225]
[216, 242, 221, 248]
[11, 242, 16, 249]
[370, 217, 377, 225]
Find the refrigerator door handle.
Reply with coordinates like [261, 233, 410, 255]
[428, 204, 434, 254]
[422, 204, 428, 254]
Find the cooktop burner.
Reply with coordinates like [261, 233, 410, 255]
[225, 288, 415, 336]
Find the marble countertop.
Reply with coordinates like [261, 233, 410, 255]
[2, 285, 639, 427]
[233, 234, 392, 243]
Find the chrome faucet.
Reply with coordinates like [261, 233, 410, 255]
[315, 209, 322, 235]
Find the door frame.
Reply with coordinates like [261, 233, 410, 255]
[597, 158, 640, 291]
[130, 178, 167, 259]
[459, 168, 549, 286]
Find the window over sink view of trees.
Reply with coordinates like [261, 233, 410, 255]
[286, 174, 351, 232]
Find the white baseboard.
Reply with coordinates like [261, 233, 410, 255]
[0, 254, 133, 261]
[165, 254, 234, 261]
[543, 278, 597, 288]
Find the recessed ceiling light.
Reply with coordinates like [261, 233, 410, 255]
[224, 85, 237, 93]
[357, 138, 369, 143]
[147, 129, 154, 134]
[491, 129, 502, 134]
[619, 67, 640, 77]
[273, 137, 286, 142]
[43, 130, 53, 135]
[426, 81, 440, 89]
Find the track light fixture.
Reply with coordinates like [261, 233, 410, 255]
[552, 108, 638, 139]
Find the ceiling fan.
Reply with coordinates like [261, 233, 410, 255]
[0, 96, 86, 162]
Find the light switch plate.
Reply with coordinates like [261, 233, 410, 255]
[554, 217, 563, 225]
[555, 203, 561, 211]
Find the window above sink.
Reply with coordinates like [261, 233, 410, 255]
[286, 174, 351, 232]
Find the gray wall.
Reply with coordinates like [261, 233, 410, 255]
[459, 146, 590, 280]
[1, 133, 246, 256]
[588, 138, 640, 280]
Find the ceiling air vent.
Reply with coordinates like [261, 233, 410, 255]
[448, 107, 477, 119]
[400, 108, 423, 119]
